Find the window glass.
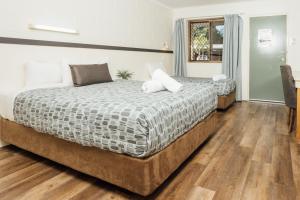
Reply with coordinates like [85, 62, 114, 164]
[211, 21, 224, 62]
[189, 19, 224, 62]
[190, 22, 210, 61]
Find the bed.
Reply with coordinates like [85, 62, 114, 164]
[173, 77, 236, 110]
[0, 80, 217, 196]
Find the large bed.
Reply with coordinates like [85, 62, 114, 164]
[0, 80, 217, 196]
[173, 77, 236, 110]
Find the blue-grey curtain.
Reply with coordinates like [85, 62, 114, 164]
[222, 15, 243, 100]
[174, 19, 187, 77]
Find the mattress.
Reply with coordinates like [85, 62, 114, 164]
[0, 90, 20, 121]
[0, 84, 74, 121]
[173, 77, 236, 96]
[13, 80, 217, 158]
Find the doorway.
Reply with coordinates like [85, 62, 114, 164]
[249, 15, 287, 102]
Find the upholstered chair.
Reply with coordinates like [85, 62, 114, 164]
[280, 65, 297, 133]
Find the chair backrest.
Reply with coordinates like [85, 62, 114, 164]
[280, 65, 296, 108]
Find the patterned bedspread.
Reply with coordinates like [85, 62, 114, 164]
[14, 80, 217, 158]
[173, 77, 235, 96]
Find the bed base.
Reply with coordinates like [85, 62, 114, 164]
[0, 112, 216, 196]
[218, 90, 236, 110]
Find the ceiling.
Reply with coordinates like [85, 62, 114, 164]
[156, 0, 257, 8]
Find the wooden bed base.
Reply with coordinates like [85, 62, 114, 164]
[218, 90, 236, 110]
[0, 112, 216, 196]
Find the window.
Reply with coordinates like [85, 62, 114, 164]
[189, 18, 224, 62]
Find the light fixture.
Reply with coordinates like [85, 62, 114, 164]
[28, 24, 79, 34]
[162, 42, 169, 50]
[288, 37, 296, 46]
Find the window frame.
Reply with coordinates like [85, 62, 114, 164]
[188, 18, 224, 63]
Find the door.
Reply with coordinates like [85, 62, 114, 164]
[250, 15, 287, 102]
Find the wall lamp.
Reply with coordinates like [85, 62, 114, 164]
[29, 24, 79, 35]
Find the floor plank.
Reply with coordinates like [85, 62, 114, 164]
[0, 152, 40, 178]
[290, 140, 300, 199]
[0, 165, 63, 200]
[0, 102, 298, 200]
[252, 124, 273, 163]
[186, 186, 215, 200]
[68, 181, 109, 200]
[0, 161, 52, 193]
[155, 163, 206, 200]
[240, 161, 272, 200]
[272, 134, 295, 186]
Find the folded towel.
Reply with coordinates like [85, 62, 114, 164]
[142, 80, 166, 93]
[212, 74, 227, 81]
[152, 69, 183, 93]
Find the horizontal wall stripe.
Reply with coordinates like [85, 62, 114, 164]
[0, 37, 173, 54]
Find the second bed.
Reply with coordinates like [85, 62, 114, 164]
[173, 76, 236, 110]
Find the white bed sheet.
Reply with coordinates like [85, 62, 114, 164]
[0, 83, 71, 121]
[0, 89, 19, 121]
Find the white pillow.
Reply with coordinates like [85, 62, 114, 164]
[61, 60, 73, 86]
[62, 58, 110, 86]
[24, 61, 63, 87]
[146, 62, 167, 77]
[212, 74, 227, 81]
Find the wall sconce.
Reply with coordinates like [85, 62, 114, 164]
[29, 24, 79, 35]
[162, 42, 169, 50]
[288, 37, 296, 46]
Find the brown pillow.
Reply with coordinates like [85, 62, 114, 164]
[69, 63, 112, 86]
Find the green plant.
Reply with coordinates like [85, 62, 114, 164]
[116, 70, 134, 80]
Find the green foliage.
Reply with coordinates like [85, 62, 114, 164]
[191, 23, 210, 60]
[191, 22, 224, 60]
[212, 25, 224, 44]
[116, 70, 134, 80]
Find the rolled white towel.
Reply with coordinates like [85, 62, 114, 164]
[152, 69, 183, 93]
[212, 74, 227, 81]
[142, 80, 166, 93]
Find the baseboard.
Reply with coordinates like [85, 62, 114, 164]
[249, 99, 285, 104]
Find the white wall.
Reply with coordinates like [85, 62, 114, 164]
[287, 0, 300, 68]
[0, 0, 173, 91]
[173, 0, 300, 100]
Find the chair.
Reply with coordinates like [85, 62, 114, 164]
[280, 65, 297, 133]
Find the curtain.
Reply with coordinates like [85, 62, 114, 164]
[174, 19, 187, 77]
[222, 15, 243, 101]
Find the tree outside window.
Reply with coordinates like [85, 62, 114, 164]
[189, 19, 224, 62]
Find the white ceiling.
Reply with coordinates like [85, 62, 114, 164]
[156, 0, 257, 8]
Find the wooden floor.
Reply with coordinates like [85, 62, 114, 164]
[0, 102, 299, 200]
